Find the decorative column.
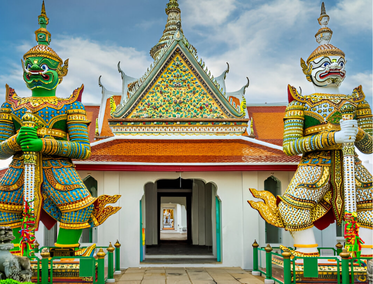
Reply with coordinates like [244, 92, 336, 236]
[34, 240, 40, 254]
[252, 240, 260, 276]
[40, 249, 50, 284]
[114, 240, 121, 275]
[282, 250, 292, 284]
[340, 248, 351, 284]
[106, 242, 115, 283]
[97, 248, 106, 284]
[264, 244, 274, 284]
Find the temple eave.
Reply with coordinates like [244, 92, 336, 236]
[108, 118, 249, 122]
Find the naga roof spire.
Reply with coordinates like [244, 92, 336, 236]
[150, 0, 195, 59]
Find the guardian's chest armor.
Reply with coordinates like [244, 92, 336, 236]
[287, 85, 368, 136]
[2, 86, 86, 141]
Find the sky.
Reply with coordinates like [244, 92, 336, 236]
[0, 0, 371, 105]
[0, 0, 371, 168]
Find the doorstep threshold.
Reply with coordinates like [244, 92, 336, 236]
[145, 254, 215, 259]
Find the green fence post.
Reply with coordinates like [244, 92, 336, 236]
[41, 249, 50, 284]
[34, 240, 40, 254]
[282, 250, 292, 284]
[252, 240, 260, 276]
[97, 248, 106, 284]
[340, 249, 350, 284]
[114, 240, 121, 275]
[106, 243, 115, 283]
[265, 244, 274, 283]
[336, 242, 343, 256]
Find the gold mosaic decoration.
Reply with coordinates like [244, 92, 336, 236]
[128, 54, 228, 119]
[247, 188, 284, 228]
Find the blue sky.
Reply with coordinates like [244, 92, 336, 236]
[0, 0, 372, 105]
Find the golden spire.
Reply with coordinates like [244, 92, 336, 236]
[150, 0, 183, 59]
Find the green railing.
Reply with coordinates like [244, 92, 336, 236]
[252, 241, 369, 284]
[31, 241, 121, 284]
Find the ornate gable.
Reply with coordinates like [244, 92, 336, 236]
[128, 49, 237, 120]
[108, 44, 248, 136]
[99, 0, 250, 137]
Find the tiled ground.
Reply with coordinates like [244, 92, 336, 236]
[114, 267, 265, 284]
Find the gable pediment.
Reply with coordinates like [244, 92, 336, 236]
[109, 43, 248, 136]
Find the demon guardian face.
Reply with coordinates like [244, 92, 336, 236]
[310, 56, 346, 88]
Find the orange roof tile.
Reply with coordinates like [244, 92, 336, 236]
[100, 96, 121, 137]
[85, 105, 99, 142]
[85, 138, 300, 164]
[247, 106, 286, 146]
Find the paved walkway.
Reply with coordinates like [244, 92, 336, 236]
[114, 267, 264, 284]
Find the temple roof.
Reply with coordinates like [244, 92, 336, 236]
[76, 137, 299, 165]
[247, 105, 286, 146]
[97, 0, 251, 137]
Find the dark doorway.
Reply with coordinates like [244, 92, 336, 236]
[144, 178, 216, 261]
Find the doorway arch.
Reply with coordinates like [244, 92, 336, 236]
[81, 175, 98, 243]
[140, 178, 221, 262]
[264, 175, 281, 244]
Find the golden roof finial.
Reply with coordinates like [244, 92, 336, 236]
[150, 0, 183, 59]
[166, 0, 180, 14]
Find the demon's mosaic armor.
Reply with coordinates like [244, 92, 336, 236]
[249, 2, 372, 257]
[278, 86, 372, 231]
[0, 2, 120, 250]
[0, 86, 115, 230]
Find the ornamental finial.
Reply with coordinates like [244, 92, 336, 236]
[315, 2, 332, 45]
[166, 0, 180, 14]
[35, 0, 51, 46]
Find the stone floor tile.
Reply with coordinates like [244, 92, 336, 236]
[227, 270, 251, 275]
[141, 280, 166, 284]
[116, 281, 141, 284]
[190, 281, 216, 284]
[167, 275, 191, 281]
[236, 277, 265, 284]
[187, 271, 213, 281]
[166, 279, 192, 284]
[166, 268, 188, 275]
[120, 273, 144, 281]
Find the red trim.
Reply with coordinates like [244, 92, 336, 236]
[75, 164, 297, 172]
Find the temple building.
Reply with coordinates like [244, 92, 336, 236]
[27, 0, 351, 269]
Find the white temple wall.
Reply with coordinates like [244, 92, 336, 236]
[75, 169, 305, 269]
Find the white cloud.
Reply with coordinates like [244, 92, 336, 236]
[0, 0, 371, 107]
[182, 0, 372, 103]
[1, 37, 152, 105]
[329, 0, 372, 32]
[183, 0, 237, 27]
[185, 0, 318, 102]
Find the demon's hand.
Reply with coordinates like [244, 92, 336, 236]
[16, 127, 43, 152]
[334, 119, 358, 144]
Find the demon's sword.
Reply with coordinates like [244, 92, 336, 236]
[21, 111, 38, 256]
[341, 103, 363, 258]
